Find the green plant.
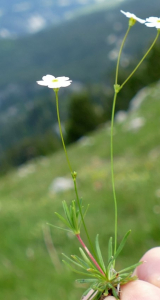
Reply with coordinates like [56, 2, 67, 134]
[37, 11, 160, 300]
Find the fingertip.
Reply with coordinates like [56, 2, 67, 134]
[134, 247, 160, 288]
[121, 280, 160, 300]
[148, 272, 160, 288]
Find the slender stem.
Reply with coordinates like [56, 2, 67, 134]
[55, 91, 73, 174]
[120, 31, 160, 90]
[110, 92, 118, 256]
[115, 26, 131, 85]
[55, 90, 96, 256]
[110, 29, 159, 259]
[73, 179, 96, 257]
[110, 27, 131, 256]
[76, 234, 105, 276]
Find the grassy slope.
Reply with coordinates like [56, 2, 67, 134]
[0, 81, 160, 300]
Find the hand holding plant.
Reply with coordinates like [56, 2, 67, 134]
[37, 10, 160, 300]
[83, 247, 160, 300]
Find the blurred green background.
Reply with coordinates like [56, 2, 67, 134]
[0, 0, 160, 299]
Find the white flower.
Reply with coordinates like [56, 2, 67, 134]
[37, 75, 72, 89]
[145, 17, 160, 29]
[120, 10, 145, 24]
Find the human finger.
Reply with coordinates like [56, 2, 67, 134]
[133, 247, 160, 288]
[121, 279, 160, 300]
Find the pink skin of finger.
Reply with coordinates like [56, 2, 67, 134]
[120, 279, 160, 300]
[133, 247, 160, 288]
[82, 247, 160, 300]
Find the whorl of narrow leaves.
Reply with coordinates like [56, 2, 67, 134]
[55, 200, 88, 235]
[62, 232, 142, 299]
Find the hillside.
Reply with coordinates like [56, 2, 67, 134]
[0, 0, 127, 37]
[0, 81, 160, 299]
[0, 0, 159, 87]
[0, 0, 159, 168]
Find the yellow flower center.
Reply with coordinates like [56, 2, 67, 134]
[157, 20, 160, 23]
[52, 79, 58, 82]
[129, 17, 136, 27]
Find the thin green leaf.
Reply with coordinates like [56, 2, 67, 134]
[79, 248, 95, 269]
[71, 254, 89, 269]
[62, 260, 93, 277]
[70, 201, 76, 229]
[62, 253, 86, 270]
[108, 237, 113, 263]
[119, 261, 143, 274]
[117, 272, 132, 279]
[62, 201, 73, 227]
[76, 278, 98, 284]
[47, 222, 73, 233]
[72, 202, 79, 232]
[54, 212, 72, 230]
[95, 234, 106, 273]
[87, 268, 104, 277]
[113, 230, 131, 261]
[62, 257, 99, 279]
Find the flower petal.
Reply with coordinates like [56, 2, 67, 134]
[135, 17, 145, 24]
[42, 75, 55, 82]
[120, 10, 145, 24]
[56, 76, 70, 81]
[60, 81, 72, 87]
[37, 80, 48, 86]
[145, 22, 157, 27]
[146, 17, 159, 22]
[120, 10, 131, 18]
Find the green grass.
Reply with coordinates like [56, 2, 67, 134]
[0, 81, 160, 300]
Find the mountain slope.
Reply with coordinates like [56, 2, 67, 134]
[0, 0, 159, 89]
[0, 0, 127, 37]
[1, 0, 159, 80]
[0, 0, 159, 166]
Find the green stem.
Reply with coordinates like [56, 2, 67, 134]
[110, 26, 159, 261]
[55, 91, 73, 174]
[110, 29, 159, 259]
[110, 91, 118, 256]
[120, 31, 160, 90]
[55, 90, 96, 256]
[115, 26, 131, 85]
[73, 179, 96, 257]
[111, 27, 131, 256]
